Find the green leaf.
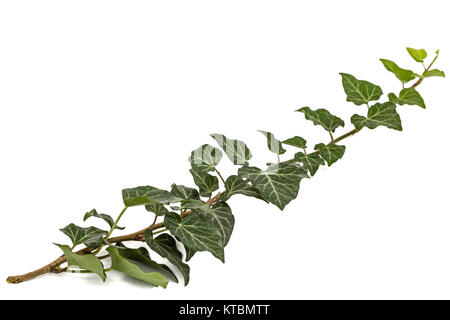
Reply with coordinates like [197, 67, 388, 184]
[406, 47, 427, 63]
[144, 231, 190, 286]
[380, 59, 416, 83]
[145, 202, 169, 216]
[83, 209, 124, 230]
[296, 107, 345, 133]
[59, 223, 107, 248]
[388, 87, 426, 109]
[257, 130, 286, 155]
[55, 244, 106, 281]
[116, 242, 177, 282]
[423, 69, 445, 78]
[122, 186, 181, 207]
[294, 152, 325, 176]
[181, 200, 235, 247]
[189, 144, 222, 172]
[339, 73, 383, 106]
[170, 184, 200, 201]
[107, 246, 169, 288]
[210, 133, 252, 166]
[314, 143, 346, 166]
[351, 102, 402, 131]
[184, 246, 196, 262]
[164, 212, 224, 262]
[221, 175, 265, 202]
[282, 136, 307, 149]
[189, 169, 219, 198]
[238, 163, 309, 210]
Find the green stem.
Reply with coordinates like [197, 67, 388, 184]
[92, 206, 128, 255]
[214, 168, 226, 185]
[152, 228, 167, 236]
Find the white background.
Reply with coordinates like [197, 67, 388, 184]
[0, 0, 449, 300]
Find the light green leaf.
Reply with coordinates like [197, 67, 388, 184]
[145, 202, 169, 216]
[122, 186, 181, 207]
[107, 246, 169, 288]
[55, 244, 106, 281]
[258, 130, 286, 155]
[170, 184, 200, 201]
[238, 163, 309, 210]
[388, 87, 426, 109]
[164, 212, 224, 262]
[296, 107, 345, 133]
[282, 136, 307, 149]
[189, 169, 219, 198]
[314, 143, 346, 166]
[294, 152, 325, 176]
[221, 175, 265, 202]
[380, 59, 416, 83]
[83, 209, 124, 230]
[210, 133, 252, 166]
[59, 223, 107, 248]
[189, 144, 222, 172]
[339, 73, 383, 106]
[407, 47, 427, 62]
[351, 101, 402, 131]
[144, 231, 190, 286]
[423, 69, 445, 78]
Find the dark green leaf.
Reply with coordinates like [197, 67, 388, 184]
[189, 169, 219, 198]
[55, 244, 106, 281]
[107, 246, 168, 288]
[184, 246, 196, 262]
[238, 163, 309, 210]
[170, 184, 200, 201]
[83, 209, 125, 230]
[59, 223, 107, 248]
[145, 202, 169, 216]
[189, 144, 222, 172]
[210, 133, 252, 166]
[282, 136, 307, 149]
[388, 87, 426, 109]
[294, 152, 325, 176]
[122, 186, 181, 207]
[164, 212, 224, 262]
[296, 107, 345, 133]
[314, 143, 346, 166]
[257, 130, 286, 155]
[144, 231, 190, 286]
[221, 175, 265, 202]
[339, 73, 383, 106]
[351, 102, 402, 131]
[380, 59, 416, 83]
[407, 47, 427, 62]
[423, 69, 445, 78]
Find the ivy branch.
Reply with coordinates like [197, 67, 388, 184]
[6, 47, 445, 287]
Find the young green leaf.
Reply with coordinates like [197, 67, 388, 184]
[339, 73, 383, 106]
[351, 102, 402, 131]
[314, 143, 346, 166]
[258, 130, 286, 155]
[282, 136, 307, 149]
[388, 87, 426, 109]
[189, 144, 223, 172]
[122, 186, 181, 207]
[189, 169, 219, 198]
[164, 212, 224, 262]
[107, 246, 169, 288]
[83, 209, 125, 230]
[59, 224, 108, 248]
[145, 202, 169, 216]
[210, 133, 252, 166]
[170, 184, 200, 201]
[144, 231, 190, 286]
[297, 107, 345, 133]
[380, 59, 416, 83]
[221, 175, 265, 202]
[55, 244, 106, 281]
[423, 69, 445, 78]
[406, 47, 427, 63]
[294, 152, 325, 176]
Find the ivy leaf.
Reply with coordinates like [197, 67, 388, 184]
[189, 144, 222, 172]
[210, 133, 252, 166]
[380, 59, 416, 83]
[388, 87, 426, 109]
[238, 163, 308, 210]
[122, 186, 181, 207]
[423, 69, 445, 78]
[116, 242, 177, 282]
[221, 175, 265, 202]
[351, 102, 402, 131]
[314, 143, 346, 166]
[258, 130, 286, 155]
[294, 152, 325, 176]
[184, 246, 196, 262]
[59, 223, 108, 248]
[107, 246, 169, 288]
[406, 47, 427, 63]
[55, 244, 106, 281]
[189, 169, 219, 198]
[164, 212, 224, 262]
[296, 107, 345, 133]
[170, 184, 200, 201]
[145, 202, 169, 216]
[144, 231, 190, 286]
[339, 73, 383, 106]
[181, 200, 235, 247]
[282, 136, 307, 149]
[83, 209, 124, 230]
